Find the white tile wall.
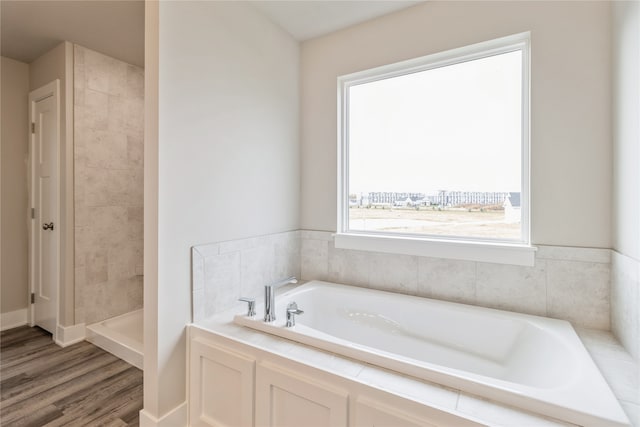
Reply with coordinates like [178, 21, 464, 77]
[577, 328, 640, 426]
[611, 250, 640, 362]
[327, 247, 371, 288]
[192, 230, 300, 322]
[298, 232, 613, 330]
[368, 253, 418, 294]
[417, 258, 476, 305]
[203, 251, 241, 317]
[300, 238, 329, 281]
[546, 260, 610, 329]
[193, 230, 615, 330]
[475, 261, 548, 316]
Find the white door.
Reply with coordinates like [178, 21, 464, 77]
[29, 81, 60, 335]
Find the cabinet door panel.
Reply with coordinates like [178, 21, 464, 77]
[354, 398, 437, 427]
[256, 362, 348, 427]
[353, 396, 485, 427]
[190, 338, 255, 427]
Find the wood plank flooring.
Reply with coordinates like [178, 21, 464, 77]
[0, 326, 142, 426]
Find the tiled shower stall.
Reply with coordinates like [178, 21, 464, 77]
[73, 45, 144, 325]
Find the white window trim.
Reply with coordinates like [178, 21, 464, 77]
[334, 233, 536, 266]
[336, 32, 535, 266]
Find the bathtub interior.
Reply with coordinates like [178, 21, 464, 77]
[86, 309, 143, 370]
[291, 285, 581, 388]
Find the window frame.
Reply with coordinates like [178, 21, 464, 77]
[336, 32, 535, 266]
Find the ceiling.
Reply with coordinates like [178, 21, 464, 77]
[1, 1, 422, 68]
[1, 0, 144, 67]
[250, 1, 423, 41]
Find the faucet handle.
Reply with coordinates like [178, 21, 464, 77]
[286, 302, 304, 327]
[239, 297, 256, 317]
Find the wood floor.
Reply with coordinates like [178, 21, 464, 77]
[0, 326, 143, 427]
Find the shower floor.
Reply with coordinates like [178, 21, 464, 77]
[86, 309, 143, 369]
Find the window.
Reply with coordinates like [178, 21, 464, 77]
[337, 33, 534, 265]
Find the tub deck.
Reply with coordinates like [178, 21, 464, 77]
[233, 280, 630, 427]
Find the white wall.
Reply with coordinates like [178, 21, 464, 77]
[300, 1, 611, 248]
[1, 56, 30, 315]
[612, 1, 640, 261]
[611, 0, 640, 362]
[145, 0, 300, 420]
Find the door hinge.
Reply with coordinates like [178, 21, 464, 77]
[31, 123, 35, 134]
[31, 208, 35, 219]
[31, 293, 35, 304]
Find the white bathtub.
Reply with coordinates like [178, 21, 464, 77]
[234, 281, 629, 427]
[86, 309, 143, 369]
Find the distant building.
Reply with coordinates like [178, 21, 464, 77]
[393, 196, 426, 207]
[369, 192, 426, 207]
[353, 191, 513, 209]
[427, 191, 510, 207]
[503, 192, 521, 223]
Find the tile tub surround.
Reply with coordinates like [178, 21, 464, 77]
[576, 328, 640, 427]
[74, 45, 144, 325]
[611, 251, 640, 362]
[192, 230, 300, 322]
[193, 230, 611, 330]
[299, 231, 612, 330]
[193, 232, 638, 423]
[192, 300, 639, 426]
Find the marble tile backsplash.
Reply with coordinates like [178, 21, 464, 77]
[192, 231, 300, 322]
[611, 250, 640, 362]
[74, 45, 144, 325]
[299, 231, 612, 330]
[193, 229, 614, 331]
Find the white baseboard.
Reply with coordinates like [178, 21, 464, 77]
[54, 323, 86, 347]
[1, 308, 28, 331]
[139, 402, 188, 427]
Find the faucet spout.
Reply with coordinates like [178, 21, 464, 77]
[270, 276, 298, 288]
[264, 276, 298, 322]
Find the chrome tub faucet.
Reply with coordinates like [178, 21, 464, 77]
[285, 302, 304, 327]
[264, 276, 298, 322]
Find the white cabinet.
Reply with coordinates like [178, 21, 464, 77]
[256, 362, 348, 427]
[189, 337, 255, 427]
[188, 328, 484, 427]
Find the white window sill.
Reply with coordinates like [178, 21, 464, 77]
[333, 233, 537, 266]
